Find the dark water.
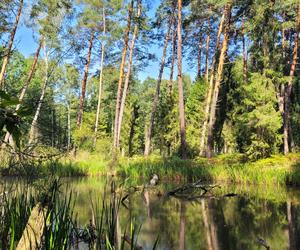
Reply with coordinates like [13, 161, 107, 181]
[65, 177, 300, 250]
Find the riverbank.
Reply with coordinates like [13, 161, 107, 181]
[1, 152, 300, 186]
[117, 153, 300, 186]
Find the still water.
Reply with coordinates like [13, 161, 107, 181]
[64, 177, 300, 250]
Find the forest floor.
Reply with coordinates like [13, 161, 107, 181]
[52, 152, 300, 186]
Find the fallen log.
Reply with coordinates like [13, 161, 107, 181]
[16, 203, 47, 250]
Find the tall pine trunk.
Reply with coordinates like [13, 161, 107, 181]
[177, 0, 187, 158]
[93, 7, 106, 148]
[284, 4, 300, 155]
[144, 18, 172, 156]
[113, 0, 133, 150]
[3, 39, 42, 145]
[206, 2, 232, 158]
[168, 19, 177, 93]
[76, 32, 95, 128]
[199, 13, 225, 155]
[28, 40, 49, 145]
[197, 34, 203, 79]
[204, 17, 211, 82]
[117, 0, 142, 148]
[0, 0, 23, 89]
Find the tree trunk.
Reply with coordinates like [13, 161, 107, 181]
[206, 2, 232, 158]
[28, 40, 49, 145]
[144, 18, 172, 156]
[177, 0, 187, 158]
[128, 105, 138, 156]
[169, 20, 177, 94]
[284, 4, 300, 155]
[278, 27, 286, 132]
[76, 32, 95, 128]
[93, 7, 106, 148]
[197, 34, 203, 79]
[117, 0, 142, 148]
[242, 16, 248, 83]
[67, 103, 71, 151]
[205, 17, 211, 82]
[199, 13, 225, 155]
[51, 109, 54, 147]
[3, 39, 42, 145]
[0, 0, 23, 89]
[113, 0, 134, 150]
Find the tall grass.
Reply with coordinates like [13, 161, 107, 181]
[0, 185, 35, 249]
[0, 179, 159, 249]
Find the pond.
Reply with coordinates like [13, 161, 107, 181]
[64, 177, 300, 250]
[2, 176, 300, 249]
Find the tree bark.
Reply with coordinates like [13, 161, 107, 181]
[93, 7, 106, 148]
[144, 18, 172, 156]
[197, 33, 203, 79]
[128, 104, 138, 156]
[169, 20, 177, 94]
[283, 3, 300, 155]
[0, 0, 23, 89]
[3, 40, 42, 145]
[199, 13, 225, 155]
[113, 1, 134, 151]
[177, 0, 188, 158]
[117, 0, 142, 149]
[76, 32, 95, 128]
[28, 40, 49, 145]
[206, 2, 232, 158]
[205, 17, 211, 82]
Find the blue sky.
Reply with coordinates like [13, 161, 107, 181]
[14, 0, 196, 83]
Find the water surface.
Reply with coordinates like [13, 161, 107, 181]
[64, 177, 300, 250]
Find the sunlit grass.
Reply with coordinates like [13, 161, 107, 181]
[1, 149, 300, 186]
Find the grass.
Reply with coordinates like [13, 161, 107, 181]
[1, 149, 300, 186]
[116, 153, 300, 186]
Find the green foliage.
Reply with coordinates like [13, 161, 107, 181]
[0, 91, 22, 147]
[186, 78, 207, 155]
[231, 62, 282, 159]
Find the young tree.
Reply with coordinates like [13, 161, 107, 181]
[144, 1, 174, 156]
[28, 40, 49, 144]
[93, 6, 106, 147]
[27, 0, 72, 145]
